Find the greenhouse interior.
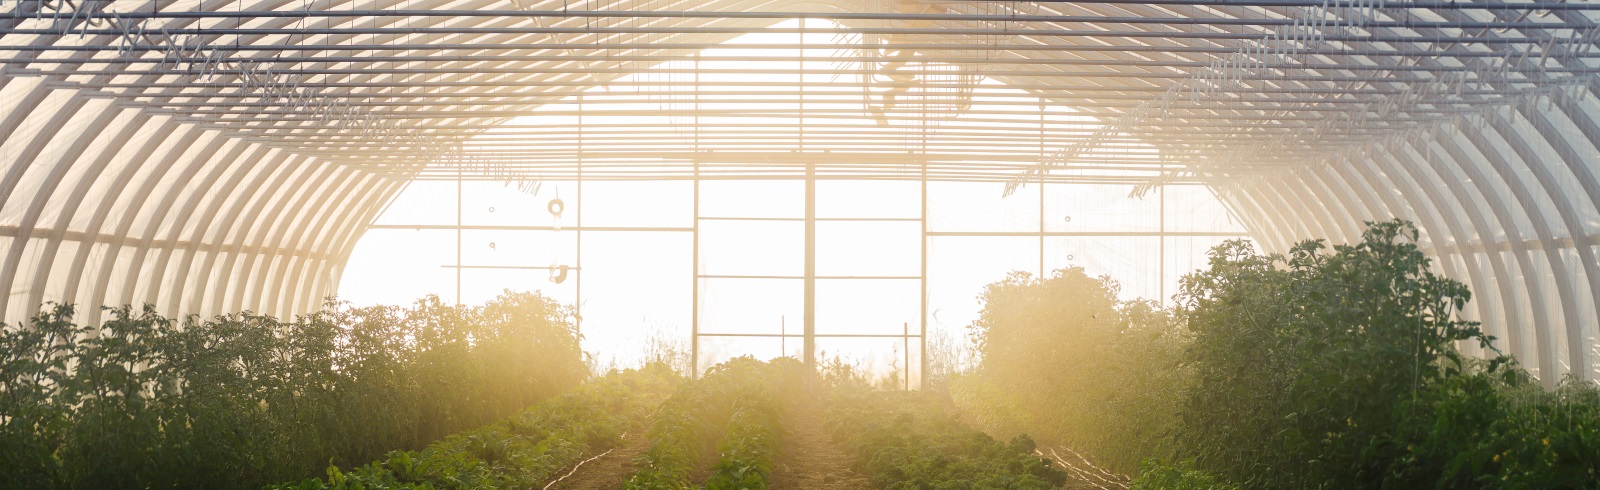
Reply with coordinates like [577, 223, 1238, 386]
[2, 1, 1599, 488]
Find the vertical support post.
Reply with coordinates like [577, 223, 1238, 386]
[575, 92, 583, 341]
[1038, 97, 1046, 278]
[691, 171, 700, 378]
[918, 99, 930, 390]
[804, 161, 816, 372]
[456, 157, 463, 305]
[801, 19, 816, 372]
[1160, 184, 1166, 307]
[690, 53, 701, 378]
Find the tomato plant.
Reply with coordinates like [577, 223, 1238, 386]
[1172, 220, 1600, 488]
[957, 267, 1187, 473]
[0, 291, 585, 489]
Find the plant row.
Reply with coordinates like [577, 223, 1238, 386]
[823, 387, 1068, 490]
[956, 220, 1600, 489]
[270, 363, 681, 489]
[0, 291, 586, 490]
[624, 356, 805, 490]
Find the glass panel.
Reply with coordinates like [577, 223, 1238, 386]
[579, 232, 692, 368]
[175, 141, 255, 241]
[68, 119, 191, 234]
[815, 279, 918, 335]
[372, 180, 459, 226]
[581, 180, 692, 228]
[0, 90, 74, 227]
[698, 278, 802, 335]
[1045, 236, 1161, 303]
[1163, 185, 1248, 233]
[241, 165, 325, 246]
[1044, 183, 1159, 232]
[461, 180, 576, 228]
[817, 180, 920, 218]
[697, 220, 802, 276]
[459, 229, 578, 268]
[1502, 251, 1539, 367]
[816, 221, 919, 277]
[925, 236, 1038, 342]
[338, 229, 461, 305]
[1587, 245, 1600, 381]
[927, 181, 1039, 232]
[700, 180, 803, 218]
[4, 237, 26, 320]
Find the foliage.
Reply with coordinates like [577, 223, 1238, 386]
[0, 291, 585, 489]
[704, 366, 803, 490]
[1172, 220, 1600, 488]
[955, 267, 1188, 472]
[1128, 459, 1239, 490]
[825, 388, 1068, 490]
[625, 356, 804, 490]
[269, 364, 680, 489]
[950, 219, 1600, 488]
[1172, 220, 1502, 487]
[1380, 372, 1600, 488]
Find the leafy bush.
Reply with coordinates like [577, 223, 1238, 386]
[1381, 372, 1600, 487]
[1172, 220, 1600, 488]
[825, 388, 1067, 490]
[626, 356, 805, 490]
[1173, 221, 1502, 486]
[955, 268, 1188, 472]
[1129, 459, 1239, 490]
[271, 364, 680, 489]
[953, 220, 1600, 488]
[0, 291, 585, 489]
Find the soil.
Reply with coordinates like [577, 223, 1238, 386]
[768, 399, 875, 490]
[544, 429, 654, 490]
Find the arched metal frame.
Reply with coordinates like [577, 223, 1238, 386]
[0, 0, 1597, 384]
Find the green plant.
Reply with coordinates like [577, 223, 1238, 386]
[825, 388, 1067, 490]
[625, 356, 805, 490]
[1129, 459, 1239, 490]
[0, 290, 585, 489]
[705, 359, 805, 490]
[271, 363, 680, 490]
[1171, 221, 1502, 487]
[955, 268, 1188, 473]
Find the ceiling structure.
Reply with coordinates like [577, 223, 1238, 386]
[0, 0, 1597, 382]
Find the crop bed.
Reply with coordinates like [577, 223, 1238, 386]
[271, 365, 679, 490]
[269, 357, 1069, 490]
[824, 388, 1068, 490]
[624, 357, 805, 490]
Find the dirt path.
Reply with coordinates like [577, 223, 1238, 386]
[768, 400, 875, 490]
[545, 428, 654, 490]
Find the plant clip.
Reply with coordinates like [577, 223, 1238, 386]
[550, 265, 570, 284]
[548, 198, 565, 217]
